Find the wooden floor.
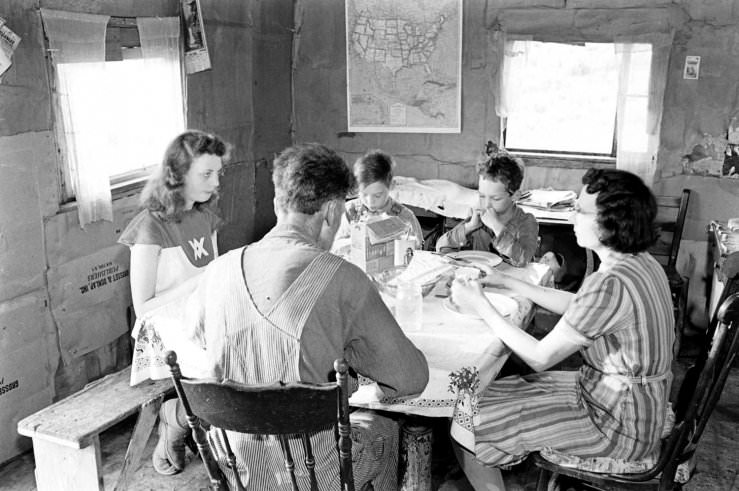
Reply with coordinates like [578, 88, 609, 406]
[3, 333, 738, 490]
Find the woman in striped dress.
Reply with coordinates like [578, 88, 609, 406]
[450, 169, 675, 489]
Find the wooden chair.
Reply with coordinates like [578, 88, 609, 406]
[533, 291, 739, 491]
[165, 351, 355, 491]
[649, 189, 691, 358]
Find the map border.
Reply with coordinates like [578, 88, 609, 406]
[345, 0, 462, 134]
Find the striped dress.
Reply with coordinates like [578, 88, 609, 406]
[192, 244, 408, 490]
[473, 252, 675, 468]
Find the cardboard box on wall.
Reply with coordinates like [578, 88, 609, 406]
[0, 290, 58, 465]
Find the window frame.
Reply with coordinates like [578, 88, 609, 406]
[46, 15, 185, 204]
[498, 39, 632, 166]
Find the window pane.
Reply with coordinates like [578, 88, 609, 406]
[503, 42, 619, 155]
[58, 57, 184, 184]
[105, 58, 184, 177]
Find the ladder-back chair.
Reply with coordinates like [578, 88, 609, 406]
[165, 351, 355, 491]
[533, 292, 739, 491]
[649, 189, 691, 357]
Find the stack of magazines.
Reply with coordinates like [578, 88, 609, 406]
[517, 189, 577, 210]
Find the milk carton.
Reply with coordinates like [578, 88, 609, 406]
[350, 216, 412, 274]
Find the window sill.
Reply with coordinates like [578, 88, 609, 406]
[57, 178, 146, 214]
[510, 152, 616, 170]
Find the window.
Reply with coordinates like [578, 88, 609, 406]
[500, 40, 652, 159]
[42, 10, 184, 226]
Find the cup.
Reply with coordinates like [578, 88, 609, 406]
[395, 280, 423, 332]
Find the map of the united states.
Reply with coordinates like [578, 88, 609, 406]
[351, 13, 446, 74]
[346, 0, 461, 132]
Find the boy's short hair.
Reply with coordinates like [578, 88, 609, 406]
[477, 155, 524, 194]
[354, 150, 393, 187]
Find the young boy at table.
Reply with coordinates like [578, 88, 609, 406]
[334, 150, 424, 249]
[435, 154, 539, 267]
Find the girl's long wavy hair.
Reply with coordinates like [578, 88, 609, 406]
[140, 130, 231, 222]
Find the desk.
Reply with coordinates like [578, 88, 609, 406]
[519, 205, 596, 282]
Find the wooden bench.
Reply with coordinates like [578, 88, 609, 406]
[17, 366, 173, 491]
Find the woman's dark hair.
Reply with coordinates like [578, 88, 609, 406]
[477, 155, 524, 194]
[141, 130, 231, 221]
[582, 168, 657, 254]
[272, 143, 356, 214]
[354, 150, 393, 187]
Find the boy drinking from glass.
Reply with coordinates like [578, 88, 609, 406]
[436, 154, 538, 267]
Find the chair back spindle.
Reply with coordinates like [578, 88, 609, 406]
[164, 351, 232, 490]
[335, 359, 355, 491]
[649, 189, 691, 358]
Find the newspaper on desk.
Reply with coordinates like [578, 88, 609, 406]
[712, 220, 739, 255]
[517, 189, 577, 210]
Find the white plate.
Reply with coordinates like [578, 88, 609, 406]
[443, 292, 518, 319]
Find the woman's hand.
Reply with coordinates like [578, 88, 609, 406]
[480, 269, 512, 290]
[450, 278, 488, 314]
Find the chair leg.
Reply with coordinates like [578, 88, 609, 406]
[536, 467, 553, 491]
[673, 277, 689, 359]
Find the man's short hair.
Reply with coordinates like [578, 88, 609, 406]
[582, 168, 657, 254]
[272, 143, 356, 214]
[477, 155, 524, 194]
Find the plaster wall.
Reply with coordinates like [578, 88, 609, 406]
[0, 0, 290, 464]
[292, 0, 739, 327]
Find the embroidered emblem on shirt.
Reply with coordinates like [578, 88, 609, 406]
[188, 236, 209, 260]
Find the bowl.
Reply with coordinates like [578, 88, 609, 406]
[369, 266, 439, 298]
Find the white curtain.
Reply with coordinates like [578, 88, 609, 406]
[41, 9, 112, 228]
[494, 33, 532, 119]
[615, 33, 673, 187]
[137, 17, 186, 144]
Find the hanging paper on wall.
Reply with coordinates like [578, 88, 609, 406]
[0, 17, 22, 81]
[181, 0, 211, 74]
[683, 55, 700, 80]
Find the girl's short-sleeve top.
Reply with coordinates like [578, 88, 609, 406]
[119, 207, 222, 295]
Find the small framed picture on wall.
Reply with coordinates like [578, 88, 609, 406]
[683, 55, 701, 80]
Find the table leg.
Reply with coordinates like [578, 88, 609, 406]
[113, 397, 164, 490]
[399, 423, 433, 491]
[33, 436, 103, 491]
